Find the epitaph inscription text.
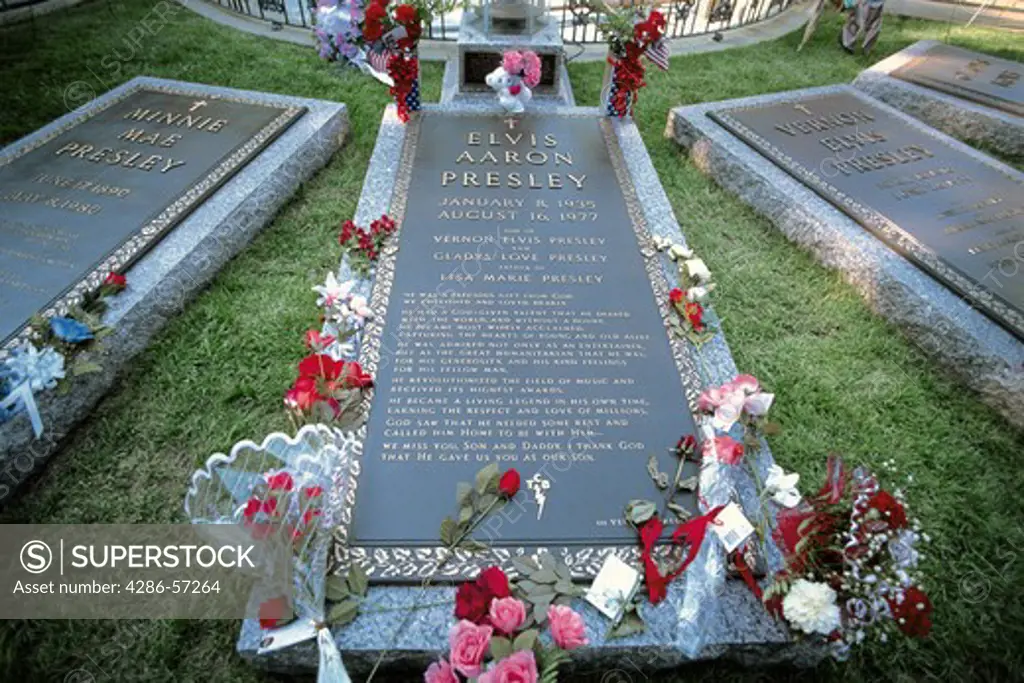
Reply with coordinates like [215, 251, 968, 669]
[0, 88, 304, 347]
[349, 114, 699, 562]
[710, 91, 1024, 339]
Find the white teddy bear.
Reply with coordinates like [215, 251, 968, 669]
[486, 50, 542, 114]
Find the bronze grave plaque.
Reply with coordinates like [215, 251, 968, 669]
[0, 85, 305, 350]
[709, 90, 1024, 339]
[891, 43, 1022, 117]
[336, 112, 703, 580]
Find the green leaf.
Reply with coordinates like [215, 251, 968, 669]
[456, 481, 473, 506]
[530, 569, 558, 584]
[538, 552, 557, 573]
[346, 564, 369, 597]
[459, 538, 489, 553]
[326, 599, 360, 626]
[475, 462, 500, 494]
[624, 499, 657, 526]
[439, 517, 458, 548]
[325, 574, 350, 602]
[608, 609, 647, 639]
[490, 635, 513, 661]
[647, 454, 669, 489]
[512, 557, 539, 575]
[554, 579, 574, 595]
[532, 601, 550, 624]
[458, 504, 474, 524]
[477, 492, 498, 512]
[512, 628, 539, 652]
[676, 476, 699, 492]
[518, 579, 540, 594]
[667, 501, 692, 521]
[554, 562, 572, 583]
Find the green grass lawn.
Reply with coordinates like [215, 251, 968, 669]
[1, 1, 1023, 681]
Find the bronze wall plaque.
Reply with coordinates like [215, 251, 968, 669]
[0, 85, 305, 350]
[336, 113, 702, 580]
[709, 91, 1024, 339]
[891, 43, 1022, 116]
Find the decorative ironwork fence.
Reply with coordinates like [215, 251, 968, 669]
[193, 0, 793, 42]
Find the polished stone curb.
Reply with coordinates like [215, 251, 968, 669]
[668, 84, 1024, 429]
[236, 104, 820, 678]
[0, 76, 349, 504]
[853, 40, 1024, 159]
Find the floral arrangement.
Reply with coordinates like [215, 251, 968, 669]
[429, 562, 588, 683]
[428, 463, 587, 683]
[284, 214, 397, 429]
[314, 0, 451, 120]
[762, 456, 932, 659]
[590, 4, 669, 118]
[1, 271, 127, 436]
[652, 236, 717, 347]
[503, 50, 542, 90]
[184, 425, 352, 683]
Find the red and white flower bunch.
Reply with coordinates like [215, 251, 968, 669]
[763, 456, 932, 659]
[338, 213, 397, 277]
[427, 564, 589, 683]
[654, 236, 716, 342]
[696, 374, 775, 436]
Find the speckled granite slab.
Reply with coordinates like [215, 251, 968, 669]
[236, 104, 821, 678]
[0, 77, 348, 504]
[668, 84, 1024, 429]
[853, 40, 1023, 159]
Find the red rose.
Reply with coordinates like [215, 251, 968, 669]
[305, 329, 336, 351]
[393, 3, 418, 25]
[261, 497, 278, 514]
[676, 434, 697, 454]
[242, 497, 261, 520]
[298, 354, 345, 381]
[669, 288, 684, 304]
[362, 19, 383, 41]
[887, 586, 932, 637]
[341, 361, 374, 389]
[364, 2, 385, 20]
[339, 219, 357, 244]
[498, 469, 520, 498]
[454, 581, 490, 623]
[285, 376, 321, 411]
[865, 490, 908, 529]
[104, 272, 127, 290]
[305, 486, 323, 498]
[684, 301, 704, 332]
[303, 508, 322, 526]
[477, 566, 510, 599]
[267, 472, 294, 491]
[258, 595, 292, 629]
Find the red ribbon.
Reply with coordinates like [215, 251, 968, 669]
[732, 545, 763, 601]
[639, 505, 725, 604]
[608, 43, 647, 118]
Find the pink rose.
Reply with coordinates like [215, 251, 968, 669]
[702, 435, 745, 465]
[731, 374, 760, 394]
[489, 596, 527, 635]
[478, 649, 538, 683]
[424, 658, 459, 683]
[449, 619, 493, 678]
[696, 386, 727, 412]
[547, 604, 588, 650]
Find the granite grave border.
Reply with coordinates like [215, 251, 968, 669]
[0, 76, 349, 504]
[236, 103, 820, 677]
[853, 40, 1023, 159]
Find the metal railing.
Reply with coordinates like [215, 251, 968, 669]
[194, 0, 792, 41]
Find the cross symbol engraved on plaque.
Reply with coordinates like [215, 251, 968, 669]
[189, 100, 209, 112]
[504, 116, 519, 130]
[793, 104, 813, 116]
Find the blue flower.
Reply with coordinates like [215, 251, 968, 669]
[50, 316, 94, 344]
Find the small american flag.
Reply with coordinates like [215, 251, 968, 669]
[645, 38, 671, 71]
[368, 46, 394, 76]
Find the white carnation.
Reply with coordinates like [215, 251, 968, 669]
[782, 579, 842, 636]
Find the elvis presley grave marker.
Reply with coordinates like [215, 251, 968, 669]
[339, 113, 702, 580]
